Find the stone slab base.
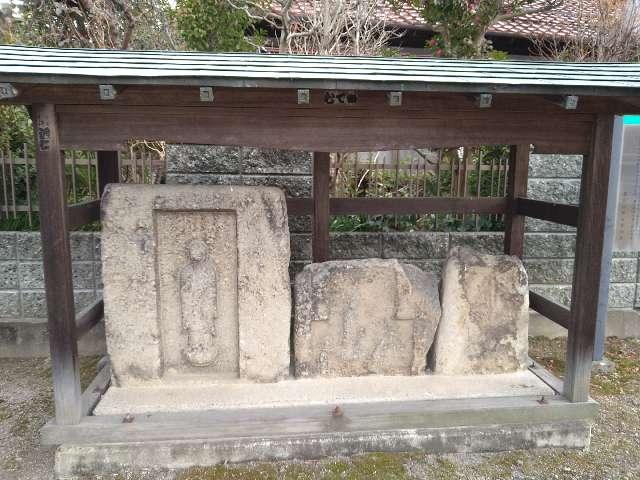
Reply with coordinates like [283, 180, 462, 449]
[54, 420, 591, 479]
[95, 370, 553, 415]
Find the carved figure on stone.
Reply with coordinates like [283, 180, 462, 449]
[179, 239, 218, 367]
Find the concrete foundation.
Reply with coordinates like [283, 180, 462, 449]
[54, 420, 592, 479]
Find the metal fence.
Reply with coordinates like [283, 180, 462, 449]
[0, 145, 163, 228]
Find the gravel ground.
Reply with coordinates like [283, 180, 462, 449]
[0, 337, 638, 480]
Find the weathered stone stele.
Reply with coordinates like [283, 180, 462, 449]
[294, 259, 441, 377]
[101, 184, 291, 385]
[432, 247, 529, 375]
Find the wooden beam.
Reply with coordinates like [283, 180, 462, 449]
[97, 151, 119, 195]
[516, 198, 579, 227]
[3, 85, 637, 114]
[565, 114, 615, 403]
[529, 291, 571, 330]
[31, 103, 82, 425]
[312, 152, 331, 263]
[286, 197, 507, 217]
[55, 104, 594, 154]
[504, 145, 530, 257]
[67, 200, 100, 230]
[40, 394, 597, 446]
[81, 360, 111, 417]
[330, 197, 507, 215]
[76, 298, 104, 339]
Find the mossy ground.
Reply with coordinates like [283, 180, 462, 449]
[1, 338, 639, 479]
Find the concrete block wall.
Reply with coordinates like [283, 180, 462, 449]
[0, 231, 104, 357]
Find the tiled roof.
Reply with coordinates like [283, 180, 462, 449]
[283, 0, 597, 39]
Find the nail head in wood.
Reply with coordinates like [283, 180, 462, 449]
[98, 85, 117, 100]
[297, 89, 310, 104]
[387, 91, 402, 106]
[475, 94, 493, 109]
[199, 86, 214, 102]
[0, 82, 18, 99]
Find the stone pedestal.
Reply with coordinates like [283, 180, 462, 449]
[294, 259, 441, 377]
[101, 185, 291, 385]
[432, 247, 529, 375]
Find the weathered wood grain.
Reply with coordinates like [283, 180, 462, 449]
[312, 152, 330, 263]
[504, 145, 530, 257]
[31, 103, 82, 425]
[565, 115, 615, 403]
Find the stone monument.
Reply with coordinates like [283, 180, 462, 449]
[101, 184, 291, 385]
[294, 259, 441, 377]
[431, 246, 529, 375]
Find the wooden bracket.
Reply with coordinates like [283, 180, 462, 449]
[0, 82, 18, 99]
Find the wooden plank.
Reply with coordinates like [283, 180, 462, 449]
[287, 197, 507, 216]
[286, 198, 313, 216]
[516, 198, 579, 227]
[1, 84, 634, 115]
[504, 145, 529, 257]
[56, 105, 594, 153]
[81, 361, 111, 417]
[67, 200, 100, 230]
[39, 394, 598, 445]
[330, 197, 507, 215]
[565, 114, 615, 403]
[529, 291, 571, 330]
[76, 298, 104, 339]
[31, 103, 82, 425]
[97, 151, 119, 195]
[528, 358, 564, 395]
[312, 152, 331, 263]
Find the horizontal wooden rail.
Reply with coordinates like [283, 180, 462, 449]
[76, 298, 104, 339]
[516, 197, 578, 227]
[286, 197, 508, 216]
[529, 291, 571, 330]
[67, 200, 100, 230]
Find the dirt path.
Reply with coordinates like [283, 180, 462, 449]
[0, 338, 638, 480]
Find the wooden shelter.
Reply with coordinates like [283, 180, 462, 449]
[0, 45, 636, 458]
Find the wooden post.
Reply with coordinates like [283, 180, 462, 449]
[31, 104, 82, 424]
[97, 151, 119, 195]
[312, 152, 331, 263]
[504, 144, 530, 257]
[564, 115, 615, 402]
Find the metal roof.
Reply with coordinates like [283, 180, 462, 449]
[1, 44, 640, 96]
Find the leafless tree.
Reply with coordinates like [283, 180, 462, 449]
[288, 0, 397, 55]
[533, 0, 640, 62]
[19, 0, 181, 50]
[226, 0, 398, 55]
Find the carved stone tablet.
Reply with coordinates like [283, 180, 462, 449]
[101, 185, 291, 385]
[431, 247, 529, 375]
[294, 259, 441, 377]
